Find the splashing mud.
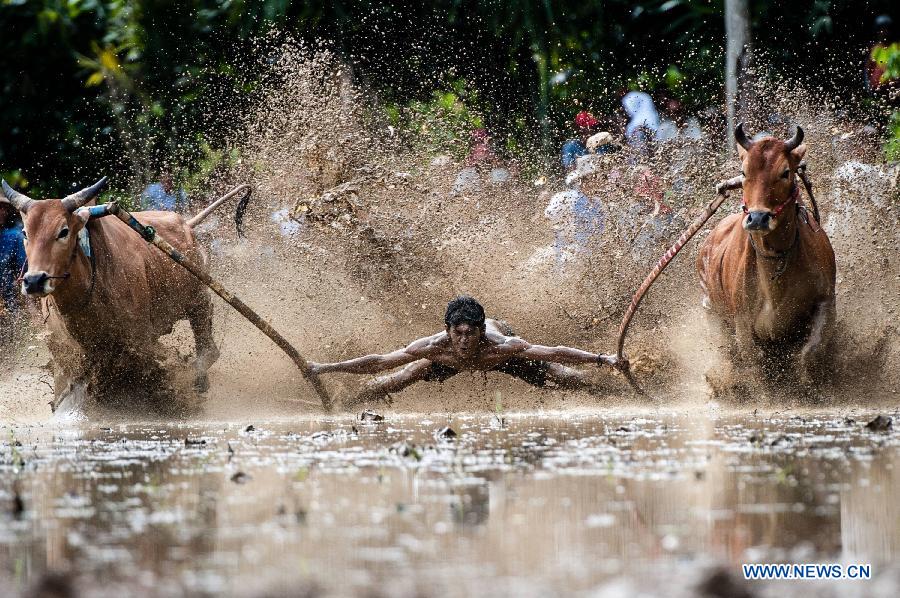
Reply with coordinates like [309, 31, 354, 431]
[0, 40, 898, 419]
[203, 42, 899, 413]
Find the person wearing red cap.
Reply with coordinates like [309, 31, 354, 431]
[561, 111, 617, 170]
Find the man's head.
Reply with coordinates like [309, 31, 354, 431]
[444, 296, 486, 359]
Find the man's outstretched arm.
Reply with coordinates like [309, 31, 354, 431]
[518, 342, 623, 368]
[309, 336, 438, 375]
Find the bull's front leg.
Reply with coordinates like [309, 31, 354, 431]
[187, 298, 220, 393]
[798, 299, 835, 387]
[728, 319, 766, 399]
[703, 315, 755, 400]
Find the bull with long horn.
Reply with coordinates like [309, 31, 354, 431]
[0, 177, 233, 402]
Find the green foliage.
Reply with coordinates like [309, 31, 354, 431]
[181, 141, 241, 195]
[883, 116, 900, 161]
[872, 42, 900, 81]
[396, 80, 483, 159]
[873, 43, 900, 161]
[0, 0, 897, 189]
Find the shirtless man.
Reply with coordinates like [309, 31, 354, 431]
[308, 296, 625, 406]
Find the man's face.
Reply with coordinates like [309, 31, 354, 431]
[447, 322, 483, 359]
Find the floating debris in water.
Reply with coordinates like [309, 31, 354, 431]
[769, 435, 791, 447]
[435, 426, 458, 440]
[360, 410, 384, 422]
[244, 425, 256, 432]
[311, 431, 332, 440]
[391, 441, 422, 460]
[25, 572, 76, 598]
[490, 415, 507, 429]
[230, 471, 252, 484]
[865, 415, 893, 432]
[184, 438, 206, 447]
[695, 566, 753, 598]
[12, 489, 24, 519]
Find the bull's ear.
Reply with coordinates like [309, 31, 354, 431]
[790, 143, 807, 162]
[737, 144, 748, 160]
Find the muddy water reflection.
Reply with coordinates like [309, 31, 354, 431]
[1, 412, 898, 596]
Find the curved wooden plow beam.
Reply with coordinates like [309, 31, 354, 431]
[83, 200, 334, 412]
[614, 175, 745, 399]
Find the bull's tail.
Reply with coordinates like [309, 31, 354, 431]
[187, 184, 253, 237]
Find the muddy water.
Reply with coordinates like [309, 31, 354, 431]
[1, 409, 898, 597]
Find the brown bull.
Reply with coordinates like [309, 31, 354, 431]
[1, 177, 225, 396]
[697, 125, 836, 389]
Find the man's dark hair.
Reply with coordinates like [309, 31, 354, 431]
[445, 295, 486, 329]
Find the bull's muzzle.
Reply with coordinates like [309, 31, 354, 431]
[743, 210, 774, 232]
[22, 272, 51, 296]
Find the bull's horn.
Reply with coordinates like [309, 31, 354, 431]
[1, 179, 35, 213]
[784, 125, 804, 151]
[734, 123, 754, 151]
[61, 176, 108, 212]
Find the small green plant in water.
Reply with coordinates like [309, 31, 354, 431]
[8, 430, 24, 472]
[775, 464, 794, 486]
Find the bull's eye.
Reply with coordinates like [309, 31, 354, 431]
[57, 227, 70, 240]
[781, 169, 790, 179]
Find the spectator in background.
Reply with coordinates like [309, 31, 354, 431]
[451, 128, 512, 195]
[626, 167, 678, 264]
[466, 128, 497, 166]
[546, 122, 619, 269]
[622, 91, 660, 149]
[141, 170, 187, 211]
[0, 196, 26, 315]
[561, 111, 619, 171]
[655, 95, 682, 143]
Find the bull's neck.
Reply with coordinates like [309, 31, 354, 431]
[747, 207, 798, 289]
[760, 210, 797, 251]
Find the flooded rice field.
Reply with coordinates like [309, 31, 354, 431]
[2, 408, 898, 597]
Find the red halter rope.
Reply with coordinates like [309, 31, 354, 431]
[740, 183, 800, 218]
